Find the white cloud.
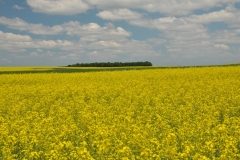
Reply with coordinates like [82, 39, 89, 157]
[25, 0, 240, 16]
[152, 17, 203, 31]
[211, 30, 240, 44]
[85, 39, 162, 61]
[62, 21, 131, 41]
[0, 30, 32, 41]
[140, 0, 240, 16]
[94, 5, 240, 43]
[119, 12, 239, 60]
[88, 40, 122, 50]
[89, 0, 240, 16]
[100, 5, 239, 36]
[214, 44, 230, 50]
[186, 5, 240, 28]
[0, 30, 74, 52]
[0, 29, 129, 54]
[187, 9, 234, 24]
[129, 16, 209, 43]
[13, 5, 24, 10]
[97, 9, 143, 21]
[0, 17, 131, 40]
[26, 0, 91, 15]
[0, 17, 63, 35]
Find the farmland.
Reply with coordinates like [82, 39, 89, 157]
[0, 66, 240, 159]
[0, 66, 156, 74]
[1, 63, 240, 74]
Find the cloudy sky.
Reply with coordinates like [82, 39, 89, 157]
[0, 0, 240, 66]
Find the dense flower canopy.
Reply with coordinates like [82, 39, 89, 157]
[0, 66, 239, 159]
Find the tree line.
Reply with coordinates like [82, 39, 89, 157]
[67, 61, 152, 67]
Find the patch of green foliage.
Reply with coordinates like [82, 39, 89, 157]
[68, 61, 152, 67]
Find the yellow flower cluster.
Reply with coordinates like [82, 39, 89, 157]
[0, 67, 239, 159]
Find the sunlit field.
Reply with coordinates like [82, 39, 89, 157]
[0, 66, 239, 159]
[0, 66, 155, 74]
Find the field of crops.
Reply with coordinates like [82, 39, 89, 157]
[0, 66, 155, 74]
[0, 66, 240, 159]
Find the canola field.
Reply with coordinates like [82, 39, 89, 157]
[0, 66, 240, 159]
[0, 66, 155, 74]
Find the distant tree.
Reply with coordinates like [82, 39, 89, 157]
[67, 61, 152, 67]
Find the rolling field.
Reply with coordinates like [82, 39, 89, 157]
[1, 63, 240, 74]
[0, 66, 156, 74]
[0, 66, 240, 159]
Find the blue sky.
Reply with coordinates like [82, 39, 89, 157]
[0, 0, 240, 66]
